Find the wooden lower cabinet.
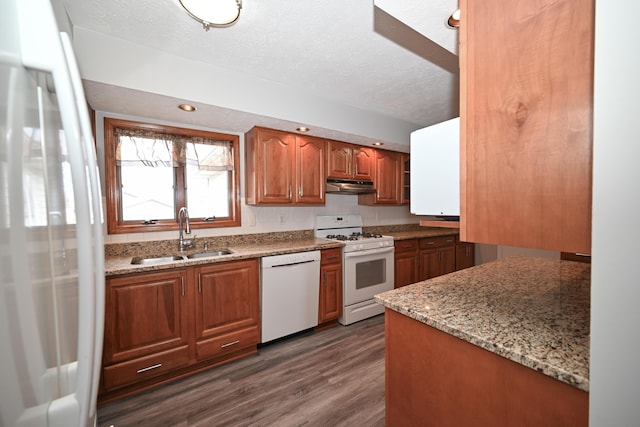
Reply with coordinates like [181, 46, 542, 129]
[394, 235, 474, 288]
[101, 259, 260, 402]
[394, 239, 420, 288]
[385, 309, 588, 426]
[456, 239, 476, 270]
[318, 248, 343, 325]
[419, 236, 456, 280]
[194, 260, 260, 361]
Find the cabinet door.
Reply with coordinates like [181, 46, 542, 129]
[104, 270, 189, 365]
[319, 249, 343, 323]
[394, 240, 419, 288]
[194, 259, 260, 361]
[326, 140, 352, 179]
[295, 136, 325, 204]
[460, 0, 593, 253]
[456, 243, 475, 271]
[353, 146, 374, 180]
[360, 149, 402, 205]
[246, 128, 295, 204]
[420, 248, 455, 280]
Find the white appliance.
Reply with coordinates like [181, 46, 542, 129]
[315, 215, 394, 325]
[1, 0, 105, 426]
[261, 251, 321, 343]
[410, 117, 460, 217]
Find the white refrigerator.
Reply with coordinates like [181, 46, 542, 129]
[1, 0, 105, 426]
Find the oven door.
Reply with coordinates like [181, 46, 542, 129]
[343, 246, 394, 306]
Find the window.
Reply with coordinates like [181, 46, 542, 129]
[104, 118, 241, 234]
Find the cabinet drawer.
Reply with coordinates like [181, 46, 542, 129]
[395, 239, 418, 254]
[102, 345, 189, 391]
[419, 236, 455, 250]
[195, 326, 260, 361]
[321, 247, 342, 264]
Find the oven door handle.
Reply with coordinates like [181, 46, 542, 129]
[344, 246, 394, 258]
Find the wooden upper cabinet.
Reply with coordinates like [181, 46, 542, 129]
[326, 140, 374, 181]
[353, 146, 375, 180]
[245, 127, 294, 204]
[460, 0, 593, 254]
[245, 127, 325, 205]
[359, 149, 403, 205]
[295, 135, 325, 204]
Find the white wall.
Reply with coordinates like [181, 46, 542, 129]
[589, 0, 640, 424]
[95, 111, 428, 244]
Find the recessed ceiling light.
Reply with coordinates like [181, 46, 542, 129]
[178, 103, 197, 112]
[373, 142, 384, 146]
[296, 126, 310, 132]
[447, 8, 460, 28]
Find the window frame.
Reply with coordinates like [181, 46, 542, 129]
[104, 117, 241, 234]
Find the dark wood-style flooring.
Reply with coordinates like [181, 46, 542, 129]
[97, 314, 385, 427]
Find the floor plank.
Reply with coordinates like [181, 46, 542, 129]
[97, 314, 385, 427]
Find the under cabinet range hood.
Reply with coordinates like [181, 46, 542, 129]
[326, 178, 377, 194]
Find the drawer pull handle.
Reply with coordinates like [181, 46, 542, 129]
[137, 363, 162, 374]
[221, 340, 240, 348]
[426, 242, 435, 245]
[327, 255, 339, 259]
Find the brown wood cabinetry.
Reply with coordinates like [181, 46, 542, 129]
[394, 239, 420, 288]
[455, 238, 476, 271]
[193, 260, 260, 361]
[419, 236, 456, 280]
[385, 309, 588, 426]
[326, 140, 374, 181]
[394, 235, 472, 288]
[245, 127, 325, 205]
[318, 248, 343, 325]
[460, 0, 593, 254]
[102, 269, 190, 391]
[401, 154, 410, 205]
[101, 259, 260, 402]
[359, 149, 403, 205]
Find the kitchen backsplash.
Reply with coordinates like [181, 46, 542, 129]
[103, 194, 434, 245]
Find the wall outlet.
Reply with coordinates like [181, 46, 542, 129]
[278, 213, 285, 224]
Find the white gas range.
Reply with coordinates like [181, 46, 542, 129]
[315, 215, 394, 325]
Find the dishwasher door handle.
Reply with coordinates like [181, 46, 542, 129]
[267, 259, 318, 268]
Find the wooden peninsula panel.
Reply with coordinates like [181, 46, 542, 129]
[385, 309, 588, 426]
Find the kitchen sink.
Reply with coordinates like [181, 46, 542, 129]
[186, 249, 234, 259]
[131, 255, 186, 265]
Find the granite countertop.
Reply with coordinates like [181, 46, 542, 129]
[375, 256, 591, 391]
[105, 238, 343, 277]
[105, 225, 458, 277]
[382, 227, 459, 241]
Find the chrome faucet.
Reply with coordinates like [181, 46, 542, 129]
[178, 207, 195, 251]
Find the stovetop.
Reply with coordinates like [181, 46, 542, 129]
[315, 215, 394, 252]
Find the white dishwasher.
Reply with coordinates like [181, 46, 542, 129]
[261, 250, 321, 343]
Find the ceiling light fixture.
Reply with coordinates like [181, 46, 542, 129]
[447, 8, 461, 28]
[179, 0, 242, 31]
[296, 126, 310, 132]
[373, 142, 384, 146]
[178, 103, 197, 112]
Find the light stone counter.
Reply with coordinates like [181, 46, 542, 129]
[105, 237, 343, 277]
[375, 256, 591, 391]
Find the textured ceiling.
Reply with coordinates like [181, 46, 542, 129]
[53, 0, 460, 149]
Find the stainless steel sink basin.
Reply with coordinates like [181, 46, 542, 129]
[186, 249, 234, 259]
[131, 255, 186, 265]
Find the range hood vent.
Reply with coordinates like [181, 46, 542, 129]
[326, 178, 376, 195]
